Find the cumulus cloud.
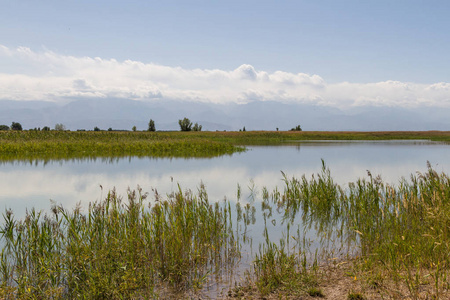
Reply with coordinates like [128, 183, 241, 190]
[0, 45, 449, 108]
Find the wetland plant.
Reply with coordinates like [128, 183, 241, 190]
[0, 186, 239, 299]
[2, 162, 450, 298]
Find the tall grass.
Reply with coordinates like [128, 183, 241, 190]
[274, 161, 450, 298]
[2, 130, 450, 161]
[2, 162, 450, 298]
[0, 131, 244, 160]
[0, 186, 239, 299]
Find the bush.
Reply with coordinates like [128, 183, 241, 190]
[192, 123, 202, 132]
[11, 122, 23, 131]
[290, 125, 302, 131]
[148, 119, 156, 132]
[0, 125, 9, 131]
[178, 118, 192, 132]
[54, 123, 66, 131]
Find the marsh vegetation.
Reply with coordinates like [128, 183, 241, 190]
[1, 132, 450, 298]
[1, 161, 450, 298]
[0, 130, 244, 161]
[2, 130, 450, 161]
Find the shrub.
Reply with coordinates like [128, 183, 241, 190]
[54, 123, 66, 131]
[178, 118, 192, 131]
[11, 122, 23, 131]
[192, 123, 202, 132]
[148, 119, 156, 132]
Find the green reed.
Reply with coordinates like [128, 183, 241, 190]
[2, 130, 450, 162]
[0, 186, 239, 299]
[2, 161, 450, 298]
[0, 131, 244, 160]
[252, 222, 320, 297]
[274, 162, 450, 298]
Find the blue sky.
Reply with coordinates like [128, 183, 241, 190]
[1, 0, 449, 108]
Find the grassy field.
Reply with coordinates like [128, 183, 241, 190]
[0, 130, 245, 160]
[1, 130, 450, 161]
[1, 164, 450, 299]
[214, 130, 450, 144]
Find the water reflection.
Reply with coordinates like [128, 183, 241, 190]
[1, 141, 450, 296]
[1, 140, 450, 218]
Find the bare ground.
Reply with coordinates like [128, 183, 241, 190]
[213, 262, 450, 300]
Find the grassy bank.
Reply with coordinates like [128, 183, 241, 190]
[2, 164, 450, 298]
[1, 130, 449, 160]
[0, 131, 245, 160]
[236, 162, 450, 299]
[212, 130, 450, 144]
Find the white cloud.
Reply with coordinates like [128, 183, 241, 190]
[0, 44, 449, 108]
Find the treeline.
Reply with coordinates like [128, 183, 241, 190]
[1, 119, 303, 132]
[0, 118, 205, 132]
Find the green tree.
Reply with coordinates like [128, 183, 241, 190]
[290, 125, 302, 131]
[192, 122, 202, 131]
[132, 126, 137, 132]
[11, 122, 22, 131]
[0, 125, 9, 131]
[178, 118, 192, 131]
[42, 126, 50, 131]
[54, 123, 66, 131]
[148, 119, 156, 132]
[108, 127, 113, 131]
[94, 126, 100, 131]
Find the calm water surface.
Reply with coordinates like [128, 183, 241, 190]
[1, 140, 450, 294]
[1, 140, 450, 216]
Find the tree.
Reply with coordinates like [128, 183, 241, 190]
[290, 125, 302, 131]
[132, 126, 137, 132]
[54, 123, 66, 131]
[42, 126, 51, 131]
[11, 122, 22, 131]
[243, 126, 246, 132]
[178, 118, 192, 131]
[192, 122, 202, 132]
[148, 119, 156, 132]
[0, 125, 9, 131]
[108, 127, 113, 131]
[94, 126, 100, 131]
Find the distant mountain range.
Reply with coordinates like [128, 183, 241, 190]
[1, 98, 449, 131]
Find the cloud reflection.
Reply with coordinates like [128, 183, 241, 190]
[1, 142, 450, 217]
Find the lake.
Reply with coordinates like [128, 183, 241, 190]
[1, 140, 449, 218]
[1, 139, 450, 296]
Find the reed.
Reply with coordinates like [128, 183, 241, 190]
[2, 161, 450, 298]
[0, 186, 239, 299]
[2, 130, 450, 161]
[0, 131, 244, 160]
[275, 162, 450, 298]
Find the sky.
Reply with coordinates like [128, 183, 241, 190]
[1, 0, 450, 109]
